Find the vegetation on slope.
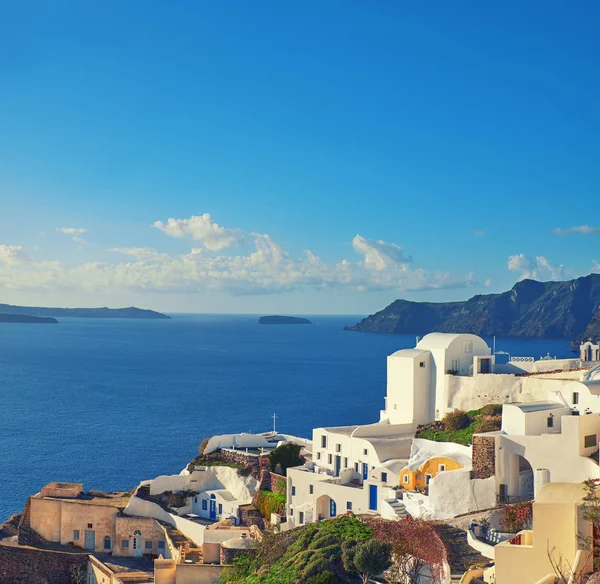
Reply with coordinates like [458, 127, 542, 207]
[220, 515, 447, 584]
[415, 405, 502, 446]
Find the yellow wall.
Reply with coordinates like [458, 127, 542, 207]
[399, 456, 463, 490]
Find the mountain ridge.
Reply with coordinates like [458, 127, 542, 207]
[0, 304, 170, 320]
[345, 274, 600, 341]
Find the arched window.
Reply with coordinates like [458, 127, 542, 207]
[104, 536, 111, 550]
[210, 494, 216, 500]
[134, 529, 142, 536]
[329, 499, 336, 517]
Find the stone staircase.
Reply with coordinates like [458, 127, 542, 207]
[384, 498, 407, 519]
[432, 523, 490, 582]
[17, 498, 48, 547]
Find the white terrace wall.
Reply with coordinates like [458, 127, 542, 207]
[203, 433, 271, 455]
[124, 494, 207, 546]
[445, 374, 576, 414]
[149, 467, 258, 503]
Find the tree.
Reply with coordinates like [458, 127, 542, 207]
[362, 516, 447, 584]
[342, 538, 391, 584]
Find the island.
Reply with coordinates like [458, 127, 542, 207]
[345, 273, 600, 342]
[0, 313, 58, 324]
[0, 303, 170, 320]
[259, 315, 312, 325]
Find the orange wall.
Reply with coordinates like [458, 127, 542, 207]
[400, 456, 463, 490]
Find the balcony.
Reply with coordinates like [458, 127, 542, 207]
[507, 530, 533, 546]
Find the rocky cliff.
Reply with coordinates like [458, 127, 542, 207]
[346, 274, 600, 340]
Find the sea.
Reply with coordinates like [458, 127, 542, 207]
[0, 314, 575, 521]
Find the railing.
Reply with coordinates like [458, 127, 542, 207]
[497, 494, 533, 505]
[510, 356, 535, 363]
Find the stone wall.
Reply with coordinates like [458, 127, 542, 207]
[238, 505, 264, 529]
[190, 450, 271, 482]
[472, 435, 496, 480]
[220, 545, 257, 565]
[269, 473, 287, 496]
[0, 544, 88, 584]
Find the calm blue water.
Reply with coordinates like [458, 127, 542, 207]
[0, 314, 574, 520]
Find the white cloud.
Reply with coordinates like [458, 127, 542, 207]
[56, 227, 87, 245]
[507, 253, 564, 281]
[110, 247, 171, 261]
[592, 261, 600, 274]
[0, 245, 29, 265]
[553, 225, 600, 236]
[484, 278, 492, 287]
[0, 215, 474, 297]
[154, 214, 242, 251]
[351, 235, 412, 271]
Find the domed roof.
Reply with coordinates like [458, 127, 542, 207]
[416, 333, 489, 351]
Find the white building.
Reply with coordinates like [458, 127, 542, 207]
[481, 401, 600, 502]
[581, 340, 600, 362]
[381, 333, 493, 427]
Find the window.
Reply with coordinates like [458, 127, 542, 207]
[363, 449, 368, 455]
[321, 435, 327, 448]
[299, 511, 304, 524]
[381, 472, 388, 483]
[547, 415, 554, 428]
[309, 485, 313, 495]
[573, 392, 580, 405]
[585, 434, 597, 448]
[73, 530, 80, 540]
[316, 452, 321, 460]
[336, 443, 341, 453]
[87, 523, 93, 529]
[104, 536, 111, 550]
[346, 501, 352, 510]
[202, 499, 207, 511]
[464, 341, 473, 353]
[419, 361, 425, 368]
[403, 475, 409, 484]
[194, 497, 198, 503]
[134, 530, 142, 536]
[344, 457, 348, 468]
[145, 540, 153, 550]
[121, 540, 129, 549]
[291, 486, 296, 496]
[218, 503, 223, 514]
[438, 464, 446, 472]
[354, 463, 359, 472]
[328, 454, 332, 464]
[157, 541, 165, 551]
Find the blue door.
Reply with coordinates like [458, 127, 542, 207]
[84, 529, 95, 550]
[329, 499, 337, 517]
[362, 463, 368, 480]
[369, 485, 378, 511]
[210, 496, 217, 520]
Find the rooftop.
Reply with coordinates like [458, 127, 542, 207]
[35, 490, 132, 508]
[511, 401, 567, 413]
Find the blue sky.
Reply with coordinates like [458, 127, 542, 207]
[1, 1, 599, 314]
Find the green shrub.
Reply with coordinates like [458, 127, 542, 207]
[254, 490, 286, 519]
[481, 404, 503, 417]
[305, 571, 339, 584]
[269, 443, 302, 475]
[443, 410, 471, 431]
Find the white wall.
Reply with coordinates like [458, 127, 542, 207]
[149, 467, 258, 503]
[501, 404, 572, 436]
[203, 433, 271, 455]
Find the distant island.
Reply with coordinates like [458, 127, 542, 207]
[0, 313, 58, 324]
[0, 303, 170, 320]
[345, 274, 600, 342]
[259, 315, 312, 325]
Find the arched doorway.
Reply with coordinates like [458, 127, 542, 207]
[316, 495, 338, 520]
[210, 494, 217, 520]
[508, 454, 534, 501]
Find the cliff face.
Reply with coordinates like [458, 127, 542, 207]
[346, 274, 600, 339]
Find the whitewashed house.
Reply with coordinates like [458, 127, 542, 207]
[483, 401, 600, 501]
[381, 333, 494, 427]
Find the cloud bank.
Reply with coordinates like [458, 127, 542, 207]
[0, 214, 473, 296]
[553, 225, 600, 236]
